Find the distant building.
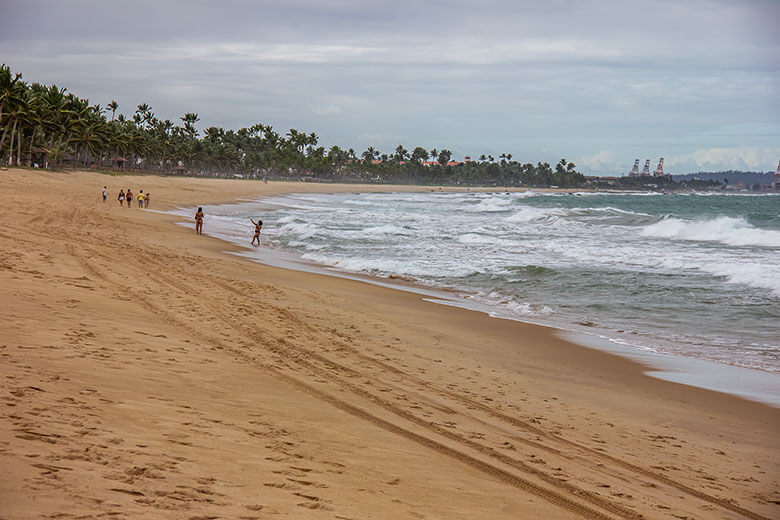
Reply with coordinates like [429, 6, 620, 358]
[420, 160, 465, 167]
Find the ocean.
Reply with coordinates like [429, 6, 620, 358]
[170, 190, 780, 402]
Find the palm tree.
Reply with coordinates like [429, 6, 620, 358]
[181, 112, 199, 137]
[411, 147, 428, 163]
[204, 126, 223, 144]
[10, 88, 34, 166]
[0, 73, 27, 163]
[73, 120, 106, 168]
[134, 103, 153, 130]
[328, 145, 347, 166]
[437, 149, 452, 166]
[40, 86, 73, 157]
[107, 100, 118, 121]
[22, 83, 48, 165]
[0, 64, 23, 129]
[394, 145, 408, 163]
[362, 146, 378, 162]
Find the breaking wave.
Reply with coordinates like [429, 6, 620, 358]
[641, 216, 780, 248]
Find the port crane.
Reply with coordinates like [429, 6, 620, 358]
[653, 158, 665, 177]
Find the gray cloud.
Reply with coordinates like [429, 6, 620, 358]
[2, 0, 778, 174]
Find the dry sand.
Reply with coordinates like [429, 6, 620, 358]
[0, 168, 777, 520]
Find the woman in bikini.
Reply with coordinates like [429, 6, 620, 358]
[250, 218, 262, 246]
[118, 189, 125, 207]
[195, 207, 204, 235]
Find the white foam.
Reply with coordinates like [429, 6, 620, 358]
[279, 221, 321, 240]
[641, 216, 780, 248]
[458, 233, 522, 247]
[465, 291, 554, 318]
[362, 224, 408, 236]
[504, 206, 562, 222]
[700, 261, 780, 297]
[465, 198, 513, 213]
[300, 253, 478, 279]
[571, 206, 651, 217]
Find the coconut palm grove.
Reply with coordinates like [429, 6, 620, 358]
[0, 64, 589, 186]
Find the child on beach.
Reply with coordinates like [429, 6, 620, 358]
[126, 189, 133, 208]
[144, 192, 150, 208]
[138, 190, 145, 208]
[251, 218, 262, 246]
[195, 207, 204, 235]
[118, 189, 125, 206]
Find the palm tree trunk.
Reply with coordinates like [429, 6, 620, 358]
[27, 125, 38, 166]
[16, 128, 23, 166]
[8, 119, 17, 165]
[56, 129, 65, 166]
[0, 117, 14, 161]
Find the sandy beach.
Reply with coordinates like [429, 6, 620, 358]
[0, 168, 777, 519]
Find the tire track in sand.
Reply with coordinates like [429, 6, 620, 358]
[156, 258, 770, 520]
[61, 233, 770, 520]
[65, 242, 629, 520]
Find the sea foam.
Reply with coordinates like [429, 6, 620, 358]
[641, 216, 780, 248]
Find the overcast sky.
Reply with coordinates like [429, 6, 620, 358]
[2, 0, 778, 175]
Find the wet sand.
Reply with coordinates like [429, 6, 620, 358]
[1, 168, 778, 519]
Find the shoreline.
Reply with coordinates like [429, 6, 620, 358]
[167, 195, 780, 408]
[1, 168, 778, 519]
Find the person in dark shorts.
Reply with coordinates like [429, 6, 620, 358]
[102, 186, 107, 202]
[126, 189, 133, 208]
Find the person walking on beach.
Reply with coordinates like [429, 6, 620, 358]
[195, 207, 204, 235]
[118, 189, 125, 207]
[251, 218, 262, 246]
[138, 190, 145, 208]
[102, 186, 107, 202]
[144, 192, 150, 208]
[126, 189, 133, 208]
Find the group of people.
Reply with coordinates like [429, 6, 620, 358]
[111, 187, 151, 208]
[102, 186, 264, 243]
[192, 207, 262, 246]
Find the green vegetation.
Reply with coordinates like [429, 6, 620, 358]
[0, 64, 587, 187]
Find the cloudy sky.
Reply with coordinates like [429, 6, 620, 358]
[2, 0, 778, 175]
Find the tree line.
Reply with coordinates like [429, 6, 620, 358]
[1, 64, 585, 187]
